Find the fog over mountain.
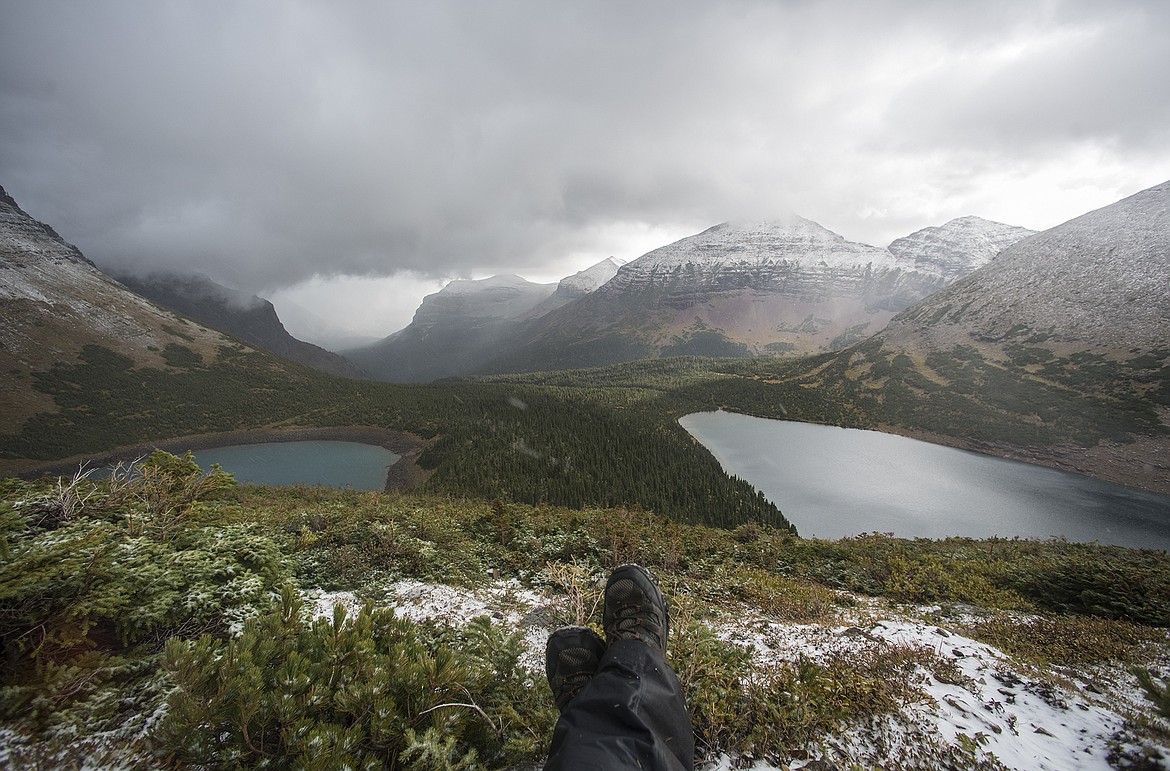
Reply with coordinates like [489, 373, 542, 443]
[113, 271, 367, 379]
[0, 185, 248, 433]
[2, 1, 1167, 336]
[345, 274, 559, 382]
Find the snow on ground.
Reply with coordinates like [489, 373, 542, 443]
[305, 578, 556, 672]
[707, 598, 1169, 769]
[873, 621, 1124, 770]
[306, 579, 1170, 770]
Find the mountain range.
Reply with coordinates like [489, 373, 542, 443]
[3, 177, 1167, 492]
[2, 180, 1032, 389]
[348, 215, 1033, 381]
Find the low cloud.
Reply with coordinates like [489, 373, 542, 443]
[2, 0, 1167, 298]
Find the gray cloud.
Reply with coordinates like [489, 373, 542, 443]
[2, 0, 1168, 295]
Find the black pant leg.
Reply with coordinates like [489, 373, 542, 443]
[544, 639, 694, 771]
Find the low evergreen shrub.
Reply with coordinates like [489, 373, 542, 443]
[158, 588, 554, 769]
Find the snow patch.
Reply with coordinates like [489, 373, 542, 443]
[305, 579, 557, 672]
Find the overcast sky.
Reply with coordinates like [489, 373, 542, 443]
[2, 1, 1168, 340]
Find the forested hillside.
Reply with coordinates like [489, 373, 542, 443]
[0, 345, 791, 530]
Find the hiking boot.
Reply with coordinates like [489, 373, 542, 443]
[545, 626, 606, 712]
[603, 564, 669, 655]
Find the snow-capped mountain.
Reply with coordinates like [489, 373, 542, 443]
[552, 257, 626, 300]
[605, 216, 901, 286]
[478, 215, 1033, 375]
[888, 216, 1036, 282]
[886, 181, 1170, 351]
[526, 257, 628, 319]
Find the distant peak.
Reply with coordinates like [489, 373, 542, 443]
[623, 215, 894, 273]
[556, 257, 625, 296]
[439, 273, 543, 293]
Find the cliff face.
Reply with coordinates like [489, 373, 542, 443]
[407, 274, 556, 330]
[343, 274, 558, 382]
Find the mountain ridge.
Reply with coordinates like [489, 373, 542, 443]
[885, 181, 1170, 351]
[0, 183, 248, 433]
[113, 270, 367, 379]
[471, 214, 1034, 377]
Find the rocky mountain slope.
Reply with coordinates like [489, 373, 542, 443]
[0, 185, 249, 434]
[114, 271, 366, 379]
[887, 184, 1169, 351]
[479, 215, 1033, 375]
[782, 180, 1170, 493]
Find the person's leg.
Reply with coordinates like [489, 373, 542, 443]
[544, 565, 694, 771]
[546, 626, 606, 712]
[545, 639, 693, 771]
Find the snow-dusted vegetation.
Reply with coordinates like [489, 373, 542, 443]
[2, 456, 1168, 769]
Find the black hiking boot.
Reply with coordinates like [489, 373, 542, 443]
[603, 564, 669, 655]
[545, 626, 606, 712]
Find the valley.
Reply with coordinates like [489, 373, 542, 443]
[2, 179, 1169, 769]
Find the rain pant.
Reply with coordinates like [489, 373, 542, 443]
[544, 639, 694, 771]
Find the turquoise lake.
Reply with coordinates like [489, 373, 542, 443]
[680, 411, 1170, 550]
[189, 441, 399, 491]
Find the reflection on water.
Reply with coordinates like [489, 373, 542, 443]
[680, 411, 1170, 550]
[191, 441, 399, 491]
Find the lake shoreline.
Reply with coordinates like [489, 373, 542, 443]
[870, 422, 1170, 498]
[1, 425, 435, 493]
[681, 411, 1170, 549]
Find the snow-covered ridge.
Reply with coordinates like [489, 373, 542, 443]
[888, 216, 1037, 282]
[590, 215, 1035, 310]
[622, 216, 901, 273]
[591, 217, 938, 313]
[889, 178, 1170, 350]
[557, 257, 626, 296]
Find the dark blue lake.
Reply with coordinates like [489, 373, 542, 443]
[190, 441, 399, 491]
[680, 411, 1170, 550]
